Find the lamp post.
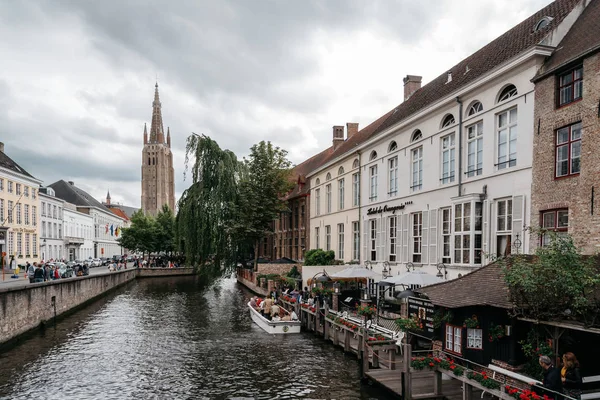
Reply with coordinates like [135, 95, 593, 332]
[41, 239, 47, 261]
[513, 234, 522, 255]
[406, 262, 415, 272]
[436, 262, 447, 280]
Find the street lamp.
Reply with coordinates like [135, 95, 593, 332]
[513, 234, 522, 254]
[364, 260, 372, 270]
[382, 261, 390, 278]
[41, 239, 47, 261]
[311, 269, 331, 289]
[333, 281, 341, 294]
[436, 263, 447, 280]
[406, 262, 415, 272]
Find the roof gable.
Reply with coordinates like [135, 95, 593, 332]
[0, 150, 37, 180]
[49, 180, 112, 212]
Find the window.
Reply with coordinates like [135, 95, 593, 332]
[467, 329, 483, 349]
[42, 221, 46, 237]
[8, 181, 13, 193]
[7, 201, 13, 223]
[541, 209, 568, 246]
[412, 212, 422, 262]
[325, 225, 331, 251]
[326, 184, 332, 213]
[32, 234, 37, 257]
[352, 159, 359, 169]
[315, 178, 320, 185]
[498, 84, 517, 102]
[388, 157, 398, 196]
[326, 172, 332, 181]
[441, 134, 455, 184]
[535, 16, 553, 31]
[338, 179, 345, 210]
[411, 147, 423, 191]
[556, 122, 582, 177]
[558, 67, 583, 106]
[445, 325, 462, 354]
[8, 232, 14, 255]
[24, 186, 29, 197]
[17, 232, 22, 256]
[411, 130, 422, 142]
[41, 202, 46, 217]
[25, 233, 30, 256]
[352, 221, 360, 261]
[16, 204, 21, 224]
[370, 219, 377, 261]
[467, 101, 483, 116]
[466, 122, 483, 177]
[497, 199, 513, 257]
[32, 189, 36, 199]
[389, 216, 397, 262]
[388, 141, 398, 152]
[441, 208, 451, 264]
[369, 151, 377, 161]
[315, 189, 321, 216]
[0, 200, 3, 222]
[24, 204, 29, 225]
[441, 114, 455, 128]
[369, 165, 378, 201]
[352, 173, 360, 207]
[338, 166, 344, 175]
[315, 227, 320, 249]
[32, 206, 37, 226]
[497, 108, 517, 169]
[59, 224, 62, 239]
[454, 202, 483, 265]
[16, 183, 21, 195]
[53, 205, 57, 219]
[338, 223, 345, 260]
[0, 179, 3, 191]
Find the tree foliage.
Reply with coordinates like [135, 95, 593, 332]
[303, 249, 336, 266]
[117, 205, 176, 256]
[501, 230, 600, 326]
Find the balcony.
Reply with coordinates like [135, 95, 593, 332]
[64, 236, 85, 245]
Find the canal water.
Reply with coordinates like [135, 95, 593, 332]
[0, 275, 390, 399]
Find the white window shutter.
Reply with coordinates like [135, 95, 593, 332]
[429, 209, 438, 264]
[401, 214, 409, 263]
[422, 211, 429, 264]
[511, 195, 524, 254]
[363, 220, 368, 263]
[482, 200, 489, 261]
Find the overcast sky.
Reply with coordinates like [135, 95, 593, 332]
[1, 0, 551, 208]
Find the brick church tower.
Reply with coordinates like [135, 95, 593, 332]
[141, 83, 175, 215]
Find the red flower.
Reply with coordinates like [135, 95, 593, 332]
[450, 365, 456, 370]
[506, 386, 512, 391]
[429, 362, 435, 367]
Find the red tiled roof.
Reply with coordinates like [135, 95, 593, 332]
[534, 0, 600, 80]
[108, 207, 129, 221]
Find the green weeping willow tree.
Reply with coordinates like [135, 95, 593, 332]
[176, 134, 242, 269]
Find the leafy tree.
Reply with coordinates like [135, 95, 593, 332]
[155, 204, 175, 255]
[303, 249, 336, 266]
[233, 141, 293, 270]
[117, 209, 157, 256]
[501, 230, 600, 326]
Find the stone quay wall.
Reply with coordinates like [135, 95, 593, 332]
[0, 267, 196, 346]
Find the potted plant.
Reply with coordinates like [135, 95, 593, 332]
[463, 315, 479, 329]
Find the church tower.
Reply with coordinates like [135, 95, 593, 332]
[141, 83, 175, 215]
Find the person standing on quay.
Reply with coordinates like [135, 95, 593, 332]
[33, 264, 45, 283]
[533, 355, 563, 400]
[562, 352, 582, 400]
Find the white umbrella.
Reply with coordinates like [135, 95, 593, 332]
[330, 265, 379, 279]
[380, 270, 442, 287]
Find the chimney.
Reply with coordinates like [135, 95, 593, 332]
[446, 71, 453, 84]
[332, 125, 344, 150]
[0, 142, 4, 153]
[68, 181, 74, 186]
[346, 122, 359, 139]
[403, 75, 422, 101]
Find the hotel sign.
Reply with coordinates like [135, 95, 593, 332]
[408, 296, 435, 337]
[366, 201, 413, 215]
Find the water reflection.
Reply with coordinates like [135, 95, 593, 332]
[0, 276, 389, 399]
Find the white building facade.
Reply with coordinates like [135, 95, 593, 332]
[39, 189, 65, 261]
[92, 207, 125, 259]
[63, 203, 94, 261]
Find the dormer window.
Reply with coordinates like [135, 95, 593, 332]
[498, 85, 517, 103]
[411, 130, 422, 142]
[534, 16, 553, 32]
[441, 114, 455, 128]
[388, 141, 397, 152]
[467, 101, 483, 116]
[369, 151, 378, 161]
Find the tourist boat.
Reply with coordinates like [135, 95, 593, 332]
[247, 302, 301, 334]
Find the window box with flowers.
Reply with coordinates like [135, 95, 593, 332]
[410, 356, 465, 376]
[463, 315, 480, 329]
[357, 304, 377, 318]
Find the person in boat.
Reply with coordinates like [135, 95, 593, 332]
[250, 296, 257, 308]
[290, 310, 299, 321]
[272, 314, 281, 322]
[281, 314, 291, 321]
[262, 297, 273, 320]
[270, 304, 280, 319]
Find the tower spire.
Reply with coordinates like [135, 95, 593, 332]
[149, 83, 164, 143]
[143, 123, 148, 144]
[167, 127, 171, 147]
[106, 190, 111, 205]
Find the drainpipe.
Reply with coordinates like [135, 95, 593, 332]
[456, 97, 463, 197]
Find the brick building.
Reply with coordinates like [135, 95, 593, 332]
[531, 0, 600, 254]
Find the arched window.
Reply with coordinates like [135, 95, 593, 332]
[315, 178, 320, 185]
[441, 114, 455, 128]
[148, 157, 151, 165]
[411, 130, 422, 142]
[352, 159, 359, 169]
[388, 141, 398, 152]
[369, 151, 378, 161]
[326, 172, 332, 181]
[338, 166, 345, 175]
[498, 84, 518, 103]
[534, 16, 553, 32]
[467, 101, 484, 116]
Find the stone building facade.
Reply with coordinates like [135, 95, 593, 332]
[141, 83, 175, 216]
[531, 0, 600, 254]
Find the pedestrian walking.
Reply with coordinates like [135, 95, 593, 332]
[532, 355, 563, 400]
[33, 264, 45, 283]
[27, 262, 35, 283]
[562, 352, 582, 400]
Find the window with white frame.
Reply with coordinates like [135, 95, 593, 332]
[389, 216, 397, 262]
[467, 101, 483, 116]
[25, 233, 30, 256]
[0, 179, 3, 192]
[16, 183, 21, 195]
[496, 199, 513, 258]
[24, 186, 29, 197]
[24, 204, 29, 225]
[369, 165, 378, 201]
[315, 189, 321, 216]
[338, 223, 345, 260]
[353, 221, 360, 261]
[352, 173, 360, 206]
[388, 156, 398, 196]
[32, 189, 36, 199]
[497, 108, 517, 169]
[338, 178, 345, 210]
[7, 201, 13, 223]
[32, 206, 37, 226]
[16, 204, 21, 224]
[8, 232, 14, 255]
[446, 325, 462, 354]
[17, 232, 22, 256]
[467, 122, 483, 177]
[556, 122, 582, 178]
[41, 202, 46, 217]
[412, 212, 422, 262]
[8, 181, 13, 193]
[42, 221, 46, 237]
[370, 219, 377, 261]
[315, 227, 320, 249]
[467, 329, 483, 349]
[325, 225, 331, 251]
[441, 134, 455, 184]
[454, 201, 483, 265]
[411, 147, 423, 191]
[33, 234, 37, 256]
[441, 208, 451, 264]
[0, 199, 3, 222]
[326, 184, 332, 213]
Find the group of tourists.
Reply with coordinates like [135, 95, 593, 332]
[25, 262, 65, 283]
[250, 296, 298, 322]
[535, 353, 583, 400]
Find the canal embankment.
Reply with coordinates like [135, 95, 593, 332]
[0, 267, 195, 347]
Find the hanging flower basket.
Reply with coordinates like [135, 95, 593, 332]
[463, 315, 479, 329]
[357, 304, 376, 317]
[488, 323, 505, 342]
